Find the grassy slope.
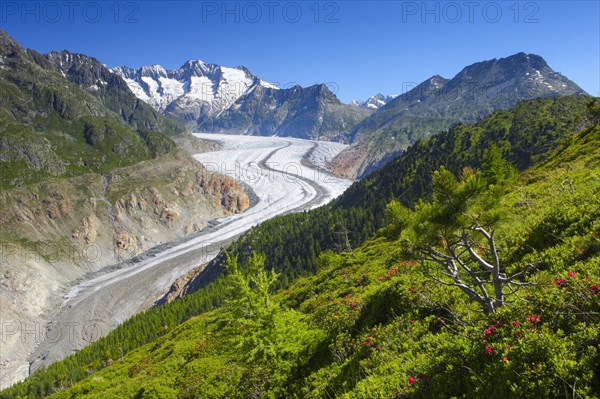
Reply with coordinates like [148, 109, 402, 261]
[2, 95, 594, 399]
[35, 125, 600, 399]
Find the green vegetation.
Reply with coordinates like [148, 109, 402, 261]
[386, 166, 523, 315]
[1, 29, 596, 397]
[2, 96, 598, 398]
[587, 99, 600, 125]
[226, 95, 592, 287]
[4, 123, 598, 398]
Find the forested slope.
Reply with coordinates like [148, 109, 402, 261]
[222, 95, 592, 285]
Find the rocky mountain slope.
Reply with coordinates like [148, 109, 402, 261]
[331, 53, 587, 178]
[0, 30, 249, 389]
[198, 83, 372, 140]
[113, 62, 372, 140]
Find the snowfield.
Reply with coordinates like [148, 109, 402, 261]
[26, 134, 352, 379]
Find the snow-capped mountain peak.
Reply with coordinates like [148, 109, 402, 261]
[111, 61, 263, 114]
[112, 60, 369, 140]
[259, 79, 279, 90]
[183, 59, 205, 66]
[139, 64, 167, 78]
[350, 93, 398, 109]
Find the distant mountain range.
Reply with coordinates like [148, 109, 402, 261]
[113, 63, 371, 141]
[350, 93, 397, 109]
[330, 52, 586, 178]
[112, 62, 275, 116]
[114, 53, 586, 178]
[2, 22, 587, 180]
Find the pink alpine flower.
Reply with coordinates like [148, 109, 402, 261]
[484, 325, 496, 336]
[485, 345, 493, 354]
[408, 376, 416, 384]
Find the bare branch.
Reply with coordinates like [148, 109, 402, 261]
[505, 283, 531, 303]
[447, 244, 492, 304]
[481, 228, 501, 271]
[499, 262, 541, 282]
[422, 263, 486, 307]
[461, 231, 494, 271]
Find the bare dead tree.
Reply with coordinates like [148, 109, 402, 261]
[415, 224, 539, 314]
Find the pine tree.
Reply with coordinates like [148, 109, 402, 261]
[387, 167, 537, 314]
[482, 144, 517, 186]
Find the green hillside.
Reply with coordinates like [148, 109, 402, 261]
[223, 95, 592, 286]
[2, 97, 598, 399]
[12, 124, 599, 398]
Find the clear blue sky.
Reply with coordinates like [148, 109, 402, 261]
[2, 1, 599, 102]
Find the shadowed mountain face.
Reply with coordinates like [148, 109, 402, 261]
[113, 63, 372, 141]
[42, 51, 184, 137]
[331, 52, 586, 179]
[197, 83, 373, 141]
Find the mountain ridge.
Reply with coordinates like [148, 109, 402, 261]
[331, 52, 586, 178]
[113, 61, 372, 140]
[112, 61, 271, 116]
[197, 82, 372, 140]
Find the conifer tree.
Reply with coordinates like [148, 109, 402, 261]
[388, 167, 537, 314]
